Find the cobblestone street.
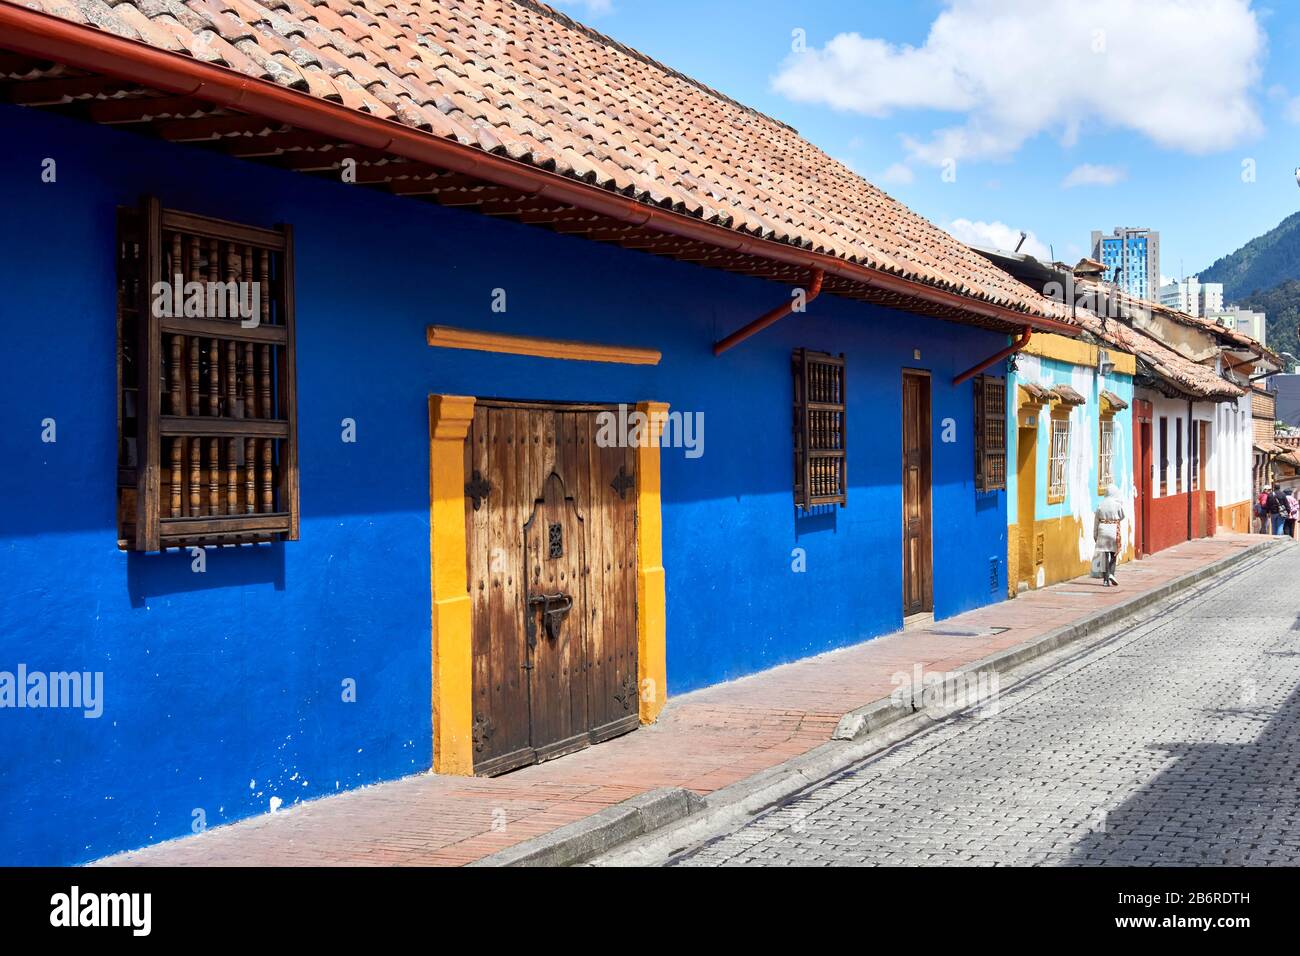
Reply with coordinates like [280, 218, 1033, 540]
[675, 542, 1300, 866]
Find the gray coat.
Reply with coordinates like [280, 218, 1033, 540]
[1094, 494, 1125, 553]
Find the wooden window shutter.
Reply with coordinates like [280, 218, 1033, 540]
[792, 349, 846, 509]
[116, 197, 299, 551]
[974, 374, 1007, 492]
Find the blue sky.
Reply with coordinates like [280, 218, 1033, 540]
[552, 0, 1300, 282]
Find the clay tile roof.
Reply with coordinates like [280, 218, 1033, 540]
[1065, 279, 1244, 402]
[1050, 384, 1086, 405]
[14, 0, 1062, 318]
[1020, 382, 1051, 403]
[1099, 389, 1128, 411]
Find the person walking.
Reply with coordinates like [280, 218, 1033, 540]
[1286, 488, 1299, 538]
[1093, 484, 1125, 587]
[1257, 487, 1271, 534]
[1269, 485, 1288, 536]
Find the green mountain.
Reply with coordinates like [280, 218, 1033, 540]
[1238, 280, 1300, 360]
[1200, 210, 1300, 300]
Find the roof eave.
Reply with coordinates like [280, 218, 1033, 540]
[0, 3, 1078, 336]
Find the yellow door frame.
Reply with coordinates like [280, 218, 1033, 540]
[426, 394, 669, 775]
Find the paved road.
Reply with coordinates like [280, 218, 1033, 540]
[674, 543, 1300, 866]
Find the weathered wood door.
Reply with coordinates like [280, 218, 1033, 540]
[464, 401, 639, 776]
[902, 371, 933, 616]
[1133, 400, 1153, 556]
[1016, 425, 1038, 591]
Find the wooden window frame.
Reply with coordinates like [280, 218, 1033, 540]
[792, 349, 846, 509]
[116, 196, 299, 551]
[1098, 417, 1115, 494]
[973, 374, 1007, 492]
[1047, 412, 1070, 503]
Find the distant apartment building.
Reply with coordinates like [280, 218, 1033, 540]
[1207, 306, 1267, 346]
[1274, 374, 1300, 428]
[1159, 276, 1224, 317]
[1091, 226, 1161, 300]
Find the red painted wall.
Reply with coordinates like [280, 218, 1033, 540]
[1147, 490, 1216, 554]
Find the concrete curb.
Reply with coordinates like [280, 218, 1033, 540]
[482, 538, 1285, 867]
[469, 787, 705, 867]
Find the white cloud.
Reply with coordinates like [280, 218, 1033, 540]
[772, 0, 1265, 164]
[945, 219, 1051, 259]
[1286, 97, 1300, 124]
[878, 162, 915, 185]
[1061, 163, 1127, 188]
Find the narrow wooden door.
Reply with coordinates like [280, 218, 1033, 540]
[1016, 426, 1037, 591]
[1133, 401, 1152, 557]
[1198, 421, 1209, 491]
[1138, 420, 1151, 555]
[902, 372, 933, 616]
[464, 402, 639, 776]
[523, 472, 589, 761]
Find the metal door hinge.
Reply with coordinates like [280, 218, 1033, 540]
[465, 470, 492, 510]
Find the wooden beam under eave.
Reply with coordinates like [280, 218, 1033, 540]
[432, 186, 528, 207]
[153, 113, 286, 141]
[222, 131, 349, 156]
[4, 74, 129, 104]
[427, 325, 660, 365]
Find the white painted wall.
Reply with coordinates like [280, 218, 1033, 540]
[1139, 390, 1250, 508]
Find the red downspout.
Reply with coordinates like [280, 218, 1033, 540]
[953, 328, 1032, 386]
[713, 269, 823, 355]
[0, 5, 1083, 338]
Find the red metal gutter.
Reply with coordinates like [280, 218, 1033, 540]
[713, 269, 823, 355]
[0, 4, 1077, 336]
[953, 328, 1033, 386]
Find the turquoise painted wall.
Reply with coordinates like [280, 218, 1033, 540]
[1006, 354, 1134, 527]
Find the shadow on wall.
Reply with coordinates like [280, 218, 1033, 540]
[126, 544, 286, 607]
[794, 503, 838, 538]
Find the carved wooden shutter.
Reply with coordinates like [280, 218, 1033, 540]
[974, 374, 1007, 492]
[793, 349, 847, 509]
[117, 197, 299, 551]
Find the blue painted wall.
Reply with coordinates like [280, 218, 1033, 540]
[0, 103, 1007, 864]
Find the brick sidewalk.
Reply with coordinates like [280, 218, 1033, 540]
[97, 535, 1258, 867]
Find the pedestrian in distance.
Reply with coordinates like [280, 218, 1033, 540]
[1287, 488, 1299, 538]
[1093, 483, 1125, 587]
[1269, 484, 1288, 536]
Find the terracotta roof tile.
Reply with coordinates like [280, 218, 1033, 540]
[24, 0, 1067, 315]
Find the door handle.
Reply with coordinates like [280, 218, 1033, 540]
[526, 592, 573, 647]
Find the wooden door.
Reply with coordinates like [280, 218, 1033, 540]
[1016, 426, 1037, 590]
[464, 402, 639, 776]
[902, 372, 933, 616]
[1198, 421, 1209, 491]
[1133, 401, 1152, 557]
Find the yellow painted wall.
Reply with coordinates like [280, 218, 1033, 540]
[1023, 332, 1136, 376]
[1008, 515, 1134, 594]
[1218, 500, 1250, 534]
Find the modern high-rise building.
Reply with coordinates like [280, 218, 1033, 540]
[1158, 275, 1223, 317]
[1091, 226, 1161, 301]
